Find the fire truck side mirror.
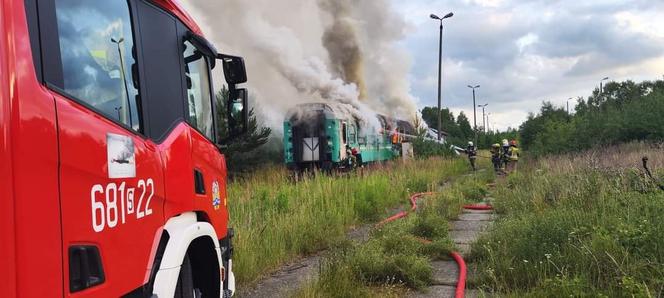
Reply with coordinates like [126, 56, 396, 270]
[218, 54, 247, 85]
[228, 88, 248, 138]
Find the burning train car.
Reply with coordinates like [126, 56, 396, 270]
[283, 103, 416, 171]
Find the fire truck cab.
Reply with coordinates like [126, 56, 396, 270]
[1, 0, 247, 297]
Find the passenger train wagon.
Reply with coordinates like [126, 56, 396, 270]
[283, 103, 415, 171]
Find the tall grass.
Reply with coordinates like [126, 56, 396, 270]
[229, 158, 469, 286]
[292, 166, 496, 297]
[471, 142, 664, 296]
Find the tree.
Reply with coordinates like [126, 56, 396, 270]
[518, 78, 664, 155]
[421, 106, 460, 140]
[456, 112, 473, 141]
[215, 86, 273, 174]
[412, 113, 428, 136]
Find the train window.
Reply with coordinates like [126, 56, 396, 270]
[53, 0, 142, 131]
[183, 41, 215, 141]
[349, 125, 357, 143]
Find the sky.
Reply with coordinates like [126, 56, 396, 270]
[392, 0, 664, 130]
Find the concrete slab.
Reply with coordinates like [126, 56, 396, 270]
[408, 285, 456, 298]
[431, 260, 459, 286]
[464, 209, 494, 214]
[409, 285, 483, 298]
[450, 229, 483, 244]
[455, 243, 472, 256]
[458, 213, 497, 221]
[238, 255, 321, 298]
[451, 220, 492, 231]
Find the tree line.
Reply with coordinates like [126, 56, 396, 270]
[420, 107, 518, 149]
[520, 79, 664, 155]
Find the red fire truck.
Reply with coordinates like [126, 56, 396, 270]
[1, 0, 248, 297]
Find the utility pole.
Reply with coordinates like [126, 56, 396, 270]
[468, 84, 480, 143]
[430, 12, 453, 141]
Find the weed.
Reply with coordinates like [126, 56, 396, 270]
[473, 143, 664, 296]
[230, 158, 469, 286]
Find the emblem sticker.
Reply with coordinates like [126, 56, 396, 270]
[107, 133, 136, 179]
[212, 181, 221, 210]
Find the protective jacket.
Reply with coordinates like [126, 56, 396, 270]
[509, 146, 520, 161]
[501, 145, 511, 160]
[466, 145, 477, 159]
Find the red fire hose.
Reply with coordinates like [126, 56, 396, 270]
[449, 251, 467, 298]
[462, 203, 493, 210]
[377, 192, 493, 298]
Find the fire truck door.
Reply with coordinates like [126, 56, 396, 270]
[38, 0, 165, 294]
[182, 39, 229, 234]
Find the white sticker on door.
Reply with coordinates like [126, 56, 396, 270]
[107, 133, 136, 179]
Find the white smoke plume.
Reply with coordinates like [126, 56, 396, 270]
[180, 0, 418, 131]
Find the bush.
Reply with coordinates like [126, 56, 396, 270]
[411, 138, 454, 159]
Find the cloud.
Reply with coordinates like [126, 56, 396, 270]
[396, 0, 664, 130]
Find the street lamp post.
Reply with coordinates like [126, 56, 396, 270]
[111, 37, 133, 128]
[567, 97, 573, 115]
[486, 113, 491, 132]
[600, 77, 609, 95]
[478, 103, 488, 133]
[114, 106, 123, 122]
[430, 12, 453, 141]
[467, 84, 480, 143]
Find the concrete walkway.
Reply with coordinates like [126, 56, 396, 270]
[410, 203, 495, 298]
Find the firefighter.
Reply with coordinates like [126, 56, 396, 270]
[508, 140, 520, 172]
[501, 139, 511, 170]
[465, 141, 478, 171]
[352, 146, 363, 168]
[346, 145, 357, 168]
[491, 143, 502, 173]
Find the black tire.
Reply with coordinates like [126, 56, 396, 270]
[174, 255, 195, 298]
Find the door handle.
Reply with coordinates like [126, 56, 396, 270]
[194, 169, 205, 194]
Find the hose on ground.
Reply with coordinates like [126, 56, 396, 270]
[377, 192, 493, 297]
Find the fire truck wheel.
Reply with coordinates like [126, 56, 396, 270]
[174, 255, 198, 298]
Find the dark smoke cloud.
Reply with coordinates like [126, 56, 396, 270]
[319, 0, 368, 100]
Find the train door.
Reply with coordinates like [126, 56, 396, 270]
[37, 0, 165, 294]
[340, 121, 348, 160]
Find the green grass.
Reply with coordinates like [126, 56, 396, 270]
[229, 158, 469, 286]
[470, 142, 664, 297]
[292, 165, 496, 297]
